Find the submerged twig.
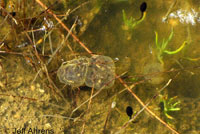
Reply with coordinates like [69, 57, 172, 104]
[0, 14, 8, 27]
[162, 0, 178, 22]
[81, 86, 95, 134]
[47, 17, 77, 64]
[0, 6, 18, 25]
[70, 1, 90, 14]
[41, 115, 76, 120]
[48, 32, 53, 54]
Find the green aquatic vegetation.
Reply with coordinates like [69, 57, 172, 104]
[122, 9, 146, 31]
[122, 2, 147, 31]
[183, 56, 200, 61]
[155, 29, 187, 65]
[159, 95, 181, 122]
[121, 2, 147, 40]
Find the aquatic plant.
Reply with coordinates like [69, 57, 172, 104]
[122, 2, 147, 31]
[159, 95, 181, 122]
[155, 29, 187, 65]
[122, 10, 146, 31]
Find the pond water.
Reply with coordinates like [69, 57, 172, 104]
[0, 0, 200, 134]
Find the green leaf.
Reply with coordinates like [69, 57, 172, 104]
[122, 10, 127, 23]
[168, 29, 174, 42]
[164, 41, 187, 55]
[163, 30, 174, 50]
[168, 107, 180, 111]
[172, 101, 181, 107]
[155, 31, 159, 49]
[165, 113, 174, 119]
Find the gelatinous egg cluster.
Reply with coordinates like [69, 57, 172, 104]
[57, 57, 89, 87]
[57, 55, 115, 89]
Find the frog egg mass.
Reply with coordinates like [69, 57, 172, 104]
[57, 55, 116, 89]
[57, 57, 89, 87]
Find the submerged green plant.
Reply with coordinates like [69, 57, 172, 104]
[122, 9, 146, 31]
[155, 29, 187, 65]
[159, 95, 181, 122]
[121, 2, 147, 40]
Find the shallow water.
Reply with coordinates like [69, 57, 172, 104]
[0, 0, 200, 134]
